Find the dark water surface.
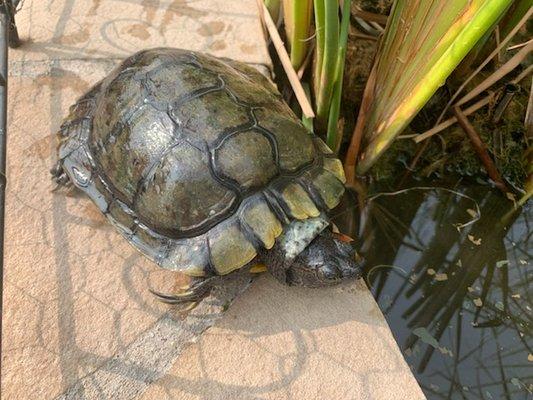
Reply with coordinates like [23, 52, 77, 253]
[332, 178, 532, 400]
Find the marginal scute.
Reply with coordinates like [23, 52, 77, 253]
[208, 219, 257, 275]
[313, 137, 333, 154]
[129, 224, 168, 261]
[135, 141, 236, 233]
[278, 182, 320, 220]
[322, 157, 346, 184]
[161, 238, 208, 276]
[240, 198, 283, 249]
[107, 200, 135, 233]
[215, 129, 278, 189]
[304, 169, 345, 209]
[278, 217, 330, 261]
[255, 108, 315, 171]
[88, 175, 110, 212]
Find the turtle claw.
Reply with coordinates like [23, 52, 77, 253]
[50, 161, 72, 191]
[149, 288, 206, 304]
[149, 276, 215, 305]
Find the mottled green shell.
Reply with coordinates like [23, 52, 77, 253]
[57, 48, 346, 276]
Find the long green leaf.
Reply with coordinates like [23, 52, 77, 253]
[314, 0, 339, 131]
[326, 0, 351, 152]
[313, 0, 325, 98]
[265, 0, 281, 22]
[356, 0, 513, 174]
[283, 0, 313, 69]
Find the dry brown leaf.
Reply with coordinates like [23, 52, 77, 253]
[466, 208, 478, 218]
[468, 234, 482, 245]
[435, 273, 448, 281]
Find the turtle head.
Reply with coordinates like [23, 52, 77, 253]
[284, 230, 364, 287]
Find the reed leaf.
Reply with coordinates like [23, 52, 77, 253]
[354, 0, 513, 175]
[265, 0, 282, 22]
[301, 82, 314, 132]
[326, 0, 351, 152]
[313, 0, 339, 131]
[283, 0, 314, 69]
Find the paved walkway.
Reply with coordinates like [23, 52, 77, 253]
[2, 1, 425, 399]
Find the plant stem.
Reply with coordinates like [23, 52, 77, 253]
[314, 0, 339, 131]
[312, 0, 325, 98]
[283, 0, 313, 69]
[259, 1, 315, 118]
[453, 106, 508, 192]
[264, 0, 281, 23]
[456, 40, 533, 106]
[301, 82, 314, 131]
[326, 0, 350, 152]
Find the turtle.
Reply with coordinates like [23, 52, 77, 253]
[51, 48, 363, 303]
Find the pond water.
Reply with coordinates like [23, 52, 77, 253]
[332, 178, 532, 400]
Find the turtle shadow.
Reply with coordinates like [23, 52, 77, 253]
[141, 274, 408, 400]
[216, 273, 386, 336]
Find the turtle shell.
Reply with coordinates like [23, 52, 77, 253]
[57, 48, 346, 277]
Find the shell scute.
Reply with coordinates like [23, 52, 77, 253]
[134, 141, 237, 234]
[322, 157, 346, 184]
[254, 107, 315, 172]
[208, 218, 257, 275]
[302, 169, 345, 210]
[214, 129, 278, 190]
[169, 90, 252, 147]
[240, 197, 283, 249]
[94, 105, 176, 204]
[145, 62, 220, 108]
[161, 238, 208, 276]
[276, 182, 320, 220]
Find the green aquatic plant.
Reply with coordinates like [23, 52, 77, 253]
[345, 0, 513, 176]
[264, 0, 282, 22]
[325, 0, 351, 152]
[282, 0, 314, 70]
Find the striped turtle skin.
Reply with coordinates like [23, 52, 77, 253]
[55, 48, 346, 277]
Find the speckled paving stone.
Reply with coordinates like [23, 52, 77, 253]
[2, 59, 175, 400]
[10, 0, 271, 67]
[138, 276, 425, 400]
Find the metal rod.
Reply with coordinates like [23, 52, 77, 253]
[0, 1, 8, 392]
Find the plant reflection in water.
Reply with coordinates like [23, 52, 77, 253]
[332, 178, 532, 399]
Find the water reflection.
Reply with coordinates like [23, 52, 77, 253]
[332, 179, 532, 400]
